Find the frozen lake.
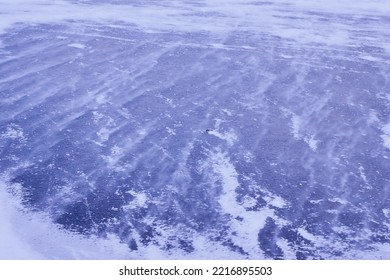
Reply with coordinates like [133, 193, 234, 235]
[0, 0, 390, 259]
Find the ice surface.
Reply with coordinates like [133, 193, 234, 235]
[0, 0, 389, 259]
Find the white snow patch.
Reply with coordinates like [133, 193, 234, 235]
[101, 146, 127, 172]
[358, 166, 369, 183]
[280, 54, 293, 59]
[207, 129, 238, 146]
[263, 192, 288, 208]
[243, 150, 255, 163]
[165, 127, 176, 135]
[0, 176, 253, 260]
[97, 127, 111, 142]
[68, 43, 86, 49]
[360, 55, 381, 62]
[95, 93, 108, 104]
[381, 123, 390, 149]
[309, 199, 324, 204]
[221, 109, 233, 116]
[297, 227, 320, 243]
[122, 191, 147, 210]
[91, 111, 105, 123]
[285, 111, 318, 151]
[304, 135, 318, 151]
[0, 183, 43, 259]
[381, 43, 390, 55]
[368, 110, 380, 124]
[383, 209, 390, 218]
[0, 179, 131, 259]
[209, 149, 286, 257]
[291, 115, 302, 139]
[276, 238, 297, 259]
[240, 195, 258, 208]
[329, 197, 349, 204]
[0, 124, 27, 143]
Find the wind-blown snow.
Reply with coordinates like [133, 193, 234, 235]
[0, 0, 389, 260]
[0, 0, 389, 47]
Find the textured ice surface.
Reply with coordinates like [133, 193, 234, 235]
[0, 0, 390, 259]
